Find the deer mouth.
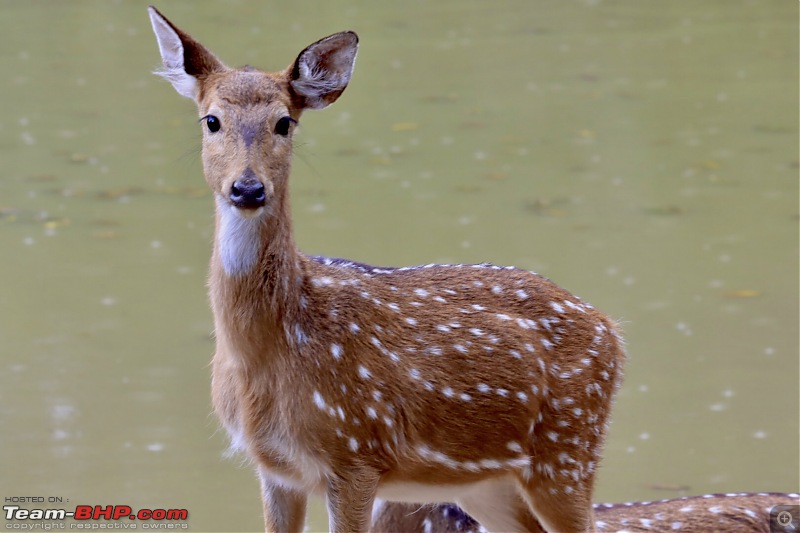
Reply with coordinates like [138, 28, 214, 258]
[234, 205, 265, 219]
[216, 194, 266, 220]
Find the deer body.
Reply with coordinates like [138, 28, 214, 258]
[149, 7, 625, 533]
[371, 492, 800, 533]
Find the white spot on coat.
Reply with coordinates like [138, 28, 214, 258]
[331, 343, 343, 360]
[313, 391, 325, 410]
[507, 441, 523, 453]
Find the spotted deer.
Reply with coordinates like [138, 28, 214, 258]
[371, 492, 800, 533]
[148, 6, 625, 533]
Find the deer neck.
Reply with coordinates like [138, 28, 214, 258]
[209, 186, 305, 356]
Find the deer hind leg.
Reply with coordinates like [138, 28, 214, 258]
[514, 409, 609, 532]
[326, 467, 381, 533]
[455, 476, 546, 533]
[516, 476, 596, 533]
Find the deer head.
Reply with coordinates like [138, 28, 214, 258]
[148, 6, 358, 221]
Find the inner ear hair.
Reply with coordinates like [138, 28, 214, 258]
[290, 31, 358, 110]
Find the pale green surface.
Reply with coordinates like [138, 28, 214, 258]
[0, 1, 797, 531]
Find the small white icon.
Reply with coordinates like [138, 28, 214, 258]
[777, 510, 793, 527]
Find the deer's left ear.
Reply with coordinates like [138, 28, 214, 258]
[148, 5, 227, 101]
[289, 31, 359, 110]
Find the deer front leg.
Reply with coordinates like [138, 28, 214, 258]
[326, 468, 380, 533]
[258, 469, 307, 533]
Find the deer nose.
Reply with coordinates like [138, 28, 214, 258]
[230, 179, 266, 209]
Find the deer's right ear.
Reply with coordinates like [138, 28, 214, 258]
[148, 6, 226, 101]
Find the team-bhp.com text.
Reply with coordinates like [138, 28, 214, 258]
[4, 505, 188, 530]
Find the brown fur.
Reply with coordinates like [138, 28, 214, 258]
[148, 6, 625, 533]
[371, 493, 800, 533]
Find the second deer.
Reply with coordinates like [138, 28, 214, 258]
[371, 492, 800, 533]
[148, 6, 625, 533]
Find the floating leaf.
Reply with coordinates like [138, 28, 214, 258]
[43, 218, 71, 230]
[370, 156, 392, 166]
[524, 197, 569, 217]
[0, 207, 20, 223]
[69, 153, 91, 163]
[25, 174, 58, 183]
[641, 205, 687, 216]
[645, 483, 691, 492]
[484, 171, 508, 181]
[697, 159, 721, 170]
[459, 121, 486, 130]
[391, 122, 418, 132]
[753, 124, 793, 135]
[723, 289, 761, 298]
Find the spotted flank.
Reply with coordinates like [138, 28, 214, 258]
[370, 492, 800, 533]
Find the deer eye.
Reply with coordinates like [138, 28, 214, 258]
[204, 115, 221, 133]
[274, 116, 296, 136]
